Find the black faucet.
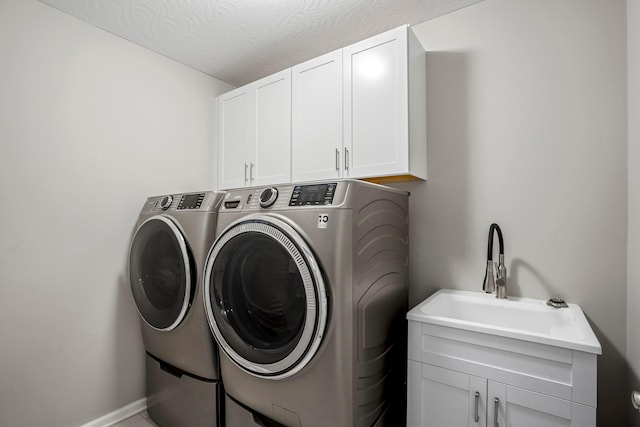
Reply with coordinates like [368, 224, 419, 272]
[482, 223, 507, 299]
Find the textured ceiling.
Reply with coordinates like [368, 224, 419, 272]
[38, 0, 483, 87]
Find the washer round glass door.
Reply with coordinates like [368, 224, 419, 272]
[204, 214, 327, 379]
[129, 215, 193, 331]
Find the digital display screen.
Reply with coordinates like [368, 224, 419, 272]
[289, 183, 336, 206]
[178, 193, 204, 209]
[298, 185, 327, 203]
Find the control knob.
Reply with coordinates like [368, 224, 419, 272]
[159, 195, 173, 210]
[259, 187, 278, 208]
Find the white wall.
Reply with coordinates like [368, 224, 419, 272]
[0, 1, 232, 426]
[399, 0, 628, 425]
[629, 0, 640, 424]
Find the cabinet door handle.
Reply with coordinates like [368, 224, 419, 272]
[474, 392, 480, 423]
[244, 163, 249, 183]
[249, 162, 255, 182]
[335, 148, 340, 171]
[344, 147, 349, 171]
[493, 398, 500, 427]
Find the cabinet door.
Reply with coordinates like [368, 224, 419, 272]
[252, 69, 292, 186]
[343, 26, 409, 178]
[218, 86, 255, 190]
[407, 361, 487, 427]
[291, 49, 343, 182]
[487, 382, 595, 427]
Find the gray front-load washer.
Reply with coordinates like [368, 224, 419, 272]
[203, 180, 409, 426]
[129, 191, 226, 427]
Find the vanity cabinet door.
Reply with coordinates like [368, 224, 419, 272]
[291, 49, 343, 182]
[408, 361, 487, 427]
[487, 382, 595, 427]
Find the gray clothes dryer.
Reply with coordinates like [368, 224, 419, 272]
[129, 191, 226, 427]
[203, 180, 409, 426]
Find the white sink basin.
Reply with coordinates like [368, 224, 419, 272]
[407, 289, 601, 354]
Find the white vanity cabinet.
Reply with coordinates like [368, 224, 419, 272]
[217, 69, 291, 189]
[409, 361, 595, 427]
[343, 25, 426, 181]
[406, 321, 599, 427]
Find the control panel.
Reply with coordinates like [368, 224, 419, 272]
[152, 193, 207, 211]
[221, 183, 339, 211]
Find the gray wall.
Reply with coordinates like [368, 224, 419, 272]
[397, 0, 628, 425]
[628, 0, 640, 425]
[0, 1, 232, 426]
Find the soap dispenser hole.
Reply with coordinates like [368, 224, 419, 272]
[547, 297, 568, 308]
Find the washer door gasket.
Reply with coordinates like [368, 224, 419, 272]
[204, 214, 328, 379]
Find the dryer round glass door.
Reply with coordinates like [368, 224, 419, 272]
[204, 214, 328, 379]
[129, 215, 194, 331]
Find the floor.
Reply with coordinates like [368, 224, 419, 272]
[112, 411, 158, 427]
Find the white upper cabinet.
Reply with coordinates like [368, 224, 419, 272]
[291, 49, 343, 182]
[252, 70, 292, 187]
[217, 25, 426, 189]
[343, 25, 426, 181]
[217, 86, 253, 190]
[217, 69, 291, 190]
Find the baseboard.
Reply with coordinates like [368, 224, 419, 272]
[80, 397, 147, 427]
